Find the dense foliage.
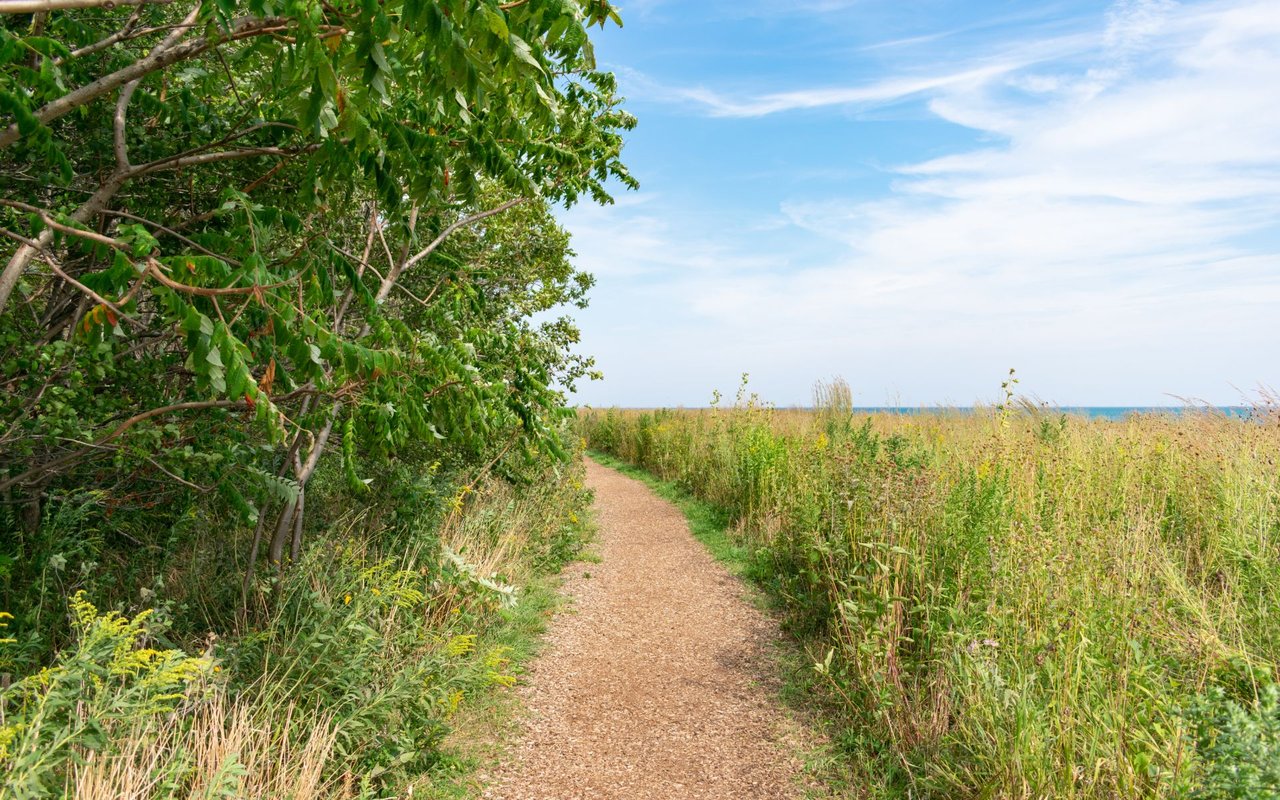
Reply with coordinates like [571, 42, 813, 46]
[0, 0, 627, 794]
[581, 382, 1280, 798]
[1, 457, 595, 796]
[0, 0, 630, 648]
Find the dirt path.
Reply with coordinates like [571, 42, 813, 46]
[483, 457, 813, 800]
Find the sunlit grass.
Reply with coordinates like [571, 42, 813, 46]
[580, 384, 1280, 798]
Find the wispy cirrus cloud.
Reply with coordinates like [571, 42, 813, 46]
[568, 0, 1280, 406]
[618, 0, 1220, 120]
[669, 62, 1025, 118]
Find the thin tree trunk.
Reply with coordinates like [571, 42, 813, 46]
[267, 495, 299, 568]
[267, 412, 334, 566]
[289, 486, 305, 562]
[239, 510, 269, 615]
[259, 198, 524, 574]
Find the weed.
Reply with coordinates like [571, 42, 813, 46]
[580, 388, 1280, 798]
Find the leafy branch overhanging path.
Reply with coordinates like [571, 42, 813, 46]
[485, 458, 814, 799]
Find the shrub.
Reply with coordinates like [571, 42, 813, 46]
[1186, 684, 1280, 799]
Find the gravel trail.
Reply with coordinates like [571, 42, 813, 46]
[483, 457, 811, 800]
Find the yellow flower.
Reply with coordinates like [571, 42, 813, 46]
[371, 588, 381, 596]
[344, 593, 352, 605]
[445, 634, 477, 656]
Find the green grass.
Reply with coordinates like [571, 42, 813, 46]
[412, 569, 579, 799]
[580, 393, 1280, 799]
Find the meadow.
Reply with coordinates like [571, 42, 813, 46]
[579, 380, 1280, 799]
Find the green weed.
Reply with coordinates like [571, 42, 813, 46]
[580, 384, 1280, 798]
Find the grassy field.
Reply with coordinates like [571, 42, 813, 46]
[579, 381, 1280, 799]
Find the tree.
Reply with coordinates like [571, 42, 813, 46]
[0, 0, 634, 590]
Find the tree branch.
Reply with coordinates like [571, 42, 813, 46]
[145, 258, 295, 297]
[37, 253, 145, 329]
[131, 143, 320, 175]
[0, 5, 206, 312]
[0, 0, 169, 13]
[0, 386, 324, 492]
[0, 15, 289, 149]
[105, 208, 243, 266]
[379, 197, 526, 304]
[56, 7, 143, 63]
[0, 400, 246, 492]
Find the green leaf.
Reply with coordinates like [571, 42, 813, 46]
[484, 8, 509, 40]
[508, 34, 545, 75]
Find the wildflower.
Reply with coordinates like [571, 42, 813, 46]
[371, 588, 381, 596]
[344, 593, 352, 605]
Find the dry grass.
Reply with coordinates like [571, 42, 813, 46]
[71, 692, 336, 800]
[581, 389, 1280, 798]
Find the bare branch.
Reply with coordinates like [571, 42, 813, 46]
[37, 253, 145, 329]
[57, 7, 143, 63]
[379, 197, 526, 304]
[114, 75, 138, 169]
[0, 400, 246, 492]
[145, 258, 295, 297]
[0, 15, 289, 149]
[144, 456, 214, 492]
[132, 143, 320, 175]
[106, 207, 243, 266]
[0, 385, 324, 492]
[0, 198, 130, 251]
[330, 242, 431, 308]
[333, 202, 377, 328]
[0, 0, 169, 14]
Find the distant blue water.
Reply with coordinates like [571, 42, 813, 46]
[848, 406, 1255, 421]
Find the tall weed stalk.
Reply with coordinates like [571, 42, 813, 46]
[581, 385, 1280, 798]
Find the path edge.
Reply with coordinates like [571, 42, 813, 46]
[584, 450, 852, 799]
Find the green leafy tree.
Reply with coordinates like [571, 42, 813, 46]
[0, 0, 634, 621]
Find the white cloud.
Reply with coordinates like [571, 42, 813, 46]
[620, 26, 1103, 118]
[569, 0, 1280, 406]
[676, 62, 1024, 117]
[1104, 0, 1179, 55]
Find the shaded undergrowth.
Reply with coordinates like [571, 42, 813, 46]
[1, 452, 593, 799]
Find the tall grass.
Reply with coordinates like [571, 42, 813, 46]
[580, 382, 1280, 798]
[1, 455, 592, 799]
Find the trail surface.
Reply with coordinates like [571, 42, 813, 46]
[484, 457, 812, 800]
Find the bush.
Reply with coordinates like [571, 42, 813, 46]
[1186, 684, 1280, 799]
[0, 449, 592, 798]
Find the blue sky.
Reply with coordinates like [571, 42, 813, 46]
[559, 0, 1280, 407]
